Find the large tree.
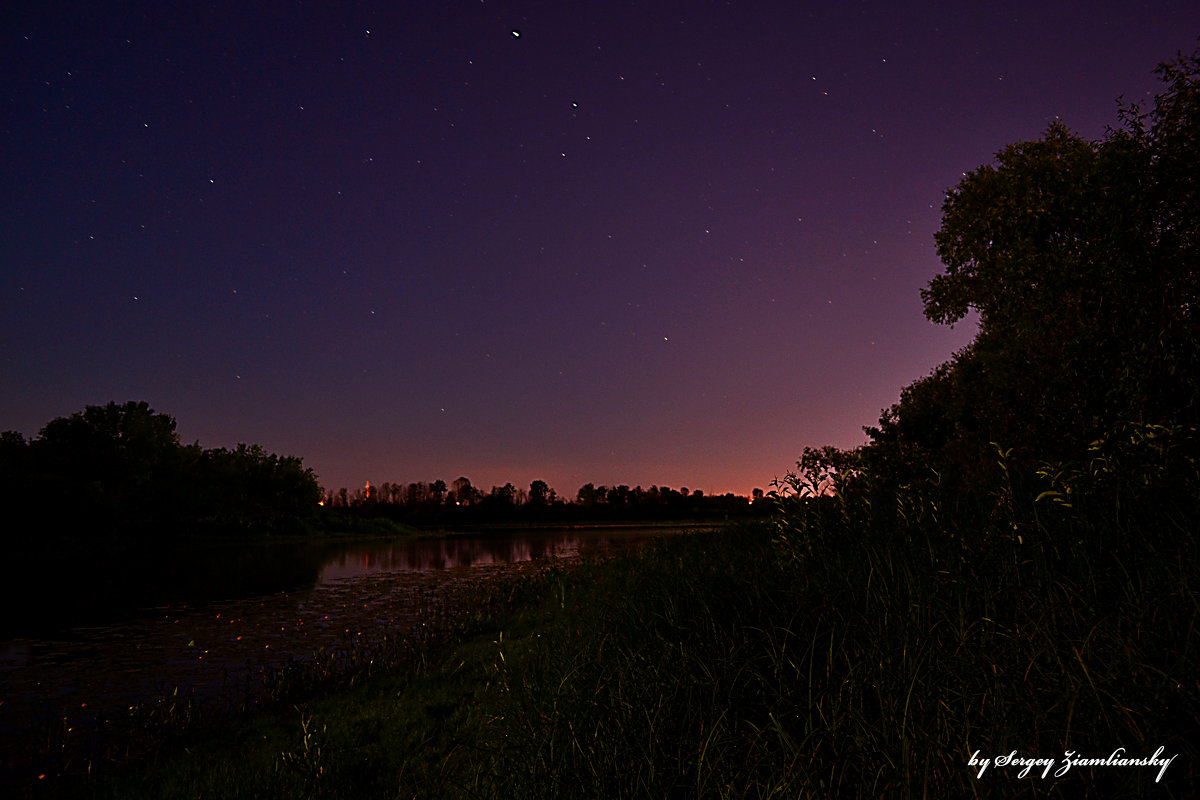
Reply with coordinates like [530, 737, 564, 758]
[882, 47, 1199, 473]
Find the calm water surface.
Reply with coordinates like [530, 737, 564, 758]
[0, 526, 690, 772]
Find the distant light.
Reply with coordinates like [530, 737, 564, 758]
[511, 29, 521, 38]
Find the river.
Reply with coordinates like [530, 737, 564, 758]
[0, 525, 696, 781]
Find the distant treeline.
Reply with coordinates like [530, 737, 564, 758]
[323, 478, 766, 526]
[0, 401, 762, 544]
[0, 401, 322, 544]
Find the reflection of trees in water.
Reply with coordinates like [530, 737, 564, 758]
[1, 539, 334, 639]
[313, 528, 672, 584]
[4, 528, 671, 638]
[316, 533, 585, 581]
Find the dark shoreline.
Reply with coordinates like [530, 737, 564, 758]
[0, 526, 686, 794]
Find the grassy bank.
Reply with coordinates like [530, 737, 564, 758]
[46, 510, 1195, 799]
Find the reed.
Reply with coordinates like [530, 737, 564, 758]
[48, 441, 1199, 797]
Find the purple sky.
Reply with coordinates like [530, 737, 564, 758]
[3, 2, 1198, 498]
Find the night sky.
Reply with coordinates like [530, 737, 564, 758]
[4, 2, 1199, 497]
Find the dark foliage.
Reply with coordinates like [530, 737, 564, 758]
[762, 51, 1200, 793]
[859, 45, 1200, 509]
[0, 401, 322, 545]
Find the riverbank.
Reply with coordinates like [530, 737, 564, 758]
[1, 525, 687, 796]
[29, 516, 1197, 798]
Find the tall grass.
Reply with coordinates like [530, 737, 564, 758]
[51, 432, 1199, 797]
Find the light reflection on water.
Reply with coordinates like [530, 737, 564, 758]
[0, 526, 689, 777]
[316, 528, 648, 582]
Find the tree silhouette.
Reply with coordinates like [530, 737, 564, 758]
[528, 479, 550, 506]
[3, 401, 321, 541]
[857, 46, 1200, 512]
[874, 47, 1200, 477]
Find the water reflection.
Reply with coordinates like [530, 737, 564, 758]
[0, 526, 690, 782]
[317, 528, 657, 581]
[0, 538, 341, 640]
